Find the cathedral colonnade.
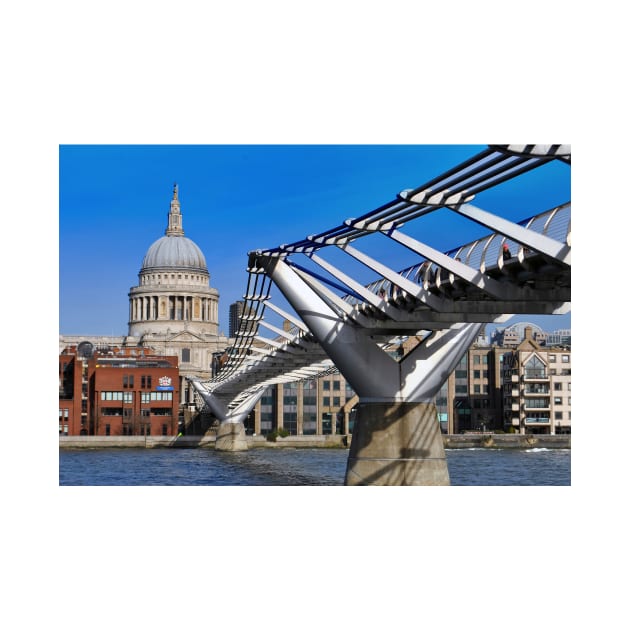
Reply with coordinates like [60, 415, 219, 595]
[129, 294, 218, 324]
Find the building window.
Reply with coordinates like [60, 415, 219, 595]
[333, 381, 340, 391]
[554, 383, 563, 391]
[333, 397, 340, 407]
[152, 408, 172, 416]
[105, 424, 111, 436]
[182, 348, 191, 363]
[524, 356, 546, 379]
[141, 391, 173, 402]
[474, 385, 481, 394]
[562, 355, 570, 363]
[162, 424, 168, 436]
[474, 370, 480, 379]
[101, 408, 123, 416]
[555, 411, 563, 420]
[549, 355, 556, 362]
[323, 381, 331, 391]
[554, 397, 562, 405]
[323, 396, 330, 407]
[102, 391, 125, 401]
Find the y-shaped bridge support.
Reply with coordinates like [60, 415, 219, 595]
[190, 379, 266, 451]
[265, 257, 481, 485]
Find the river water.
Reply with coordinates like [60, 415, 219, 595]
[59, 447, 570, 486]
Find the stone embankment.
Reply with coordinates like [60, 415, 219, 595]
[443, 433, 570, 449]
[59, 434, 570, 449]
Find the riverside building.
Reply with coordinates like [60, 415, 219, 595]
[501, 326, 571, 435]
[59, 343, 179, 436]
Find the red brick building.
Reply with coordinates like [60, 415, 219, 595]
[59, 343, 180, 436]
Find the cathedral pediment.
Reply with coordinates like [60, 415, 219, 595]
[166, 330, 206, 343]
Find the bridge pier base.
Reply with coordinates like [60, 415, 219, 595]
[215, 422, 248, 452]
[344, 402, 449, 486]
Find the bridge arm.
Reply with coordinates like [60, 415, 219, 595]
[190, 378, 267, 425]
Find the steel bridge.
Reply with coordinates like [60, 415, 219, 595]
[189, 144, 571, 485]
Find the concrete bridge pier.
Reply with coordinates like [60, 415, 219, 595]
[189, 379, 265, 452]
[345, 401, 448, 485]
[215, 421, 248, 452]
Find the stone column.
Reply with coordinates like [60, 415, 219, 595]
[343, 410, 350, 435]
[254, 401, 262, 435]
[276, 384, 284, 431]
[297, 381, 304, 435]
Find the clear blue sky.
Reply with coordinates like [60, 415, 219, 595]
[59, 144, 571, 336]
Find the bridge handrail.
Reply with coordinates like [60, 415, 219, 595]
[344, 202, 571, 305]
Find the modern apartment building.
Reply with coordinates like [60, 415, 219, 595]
[501, 327, 571, 434]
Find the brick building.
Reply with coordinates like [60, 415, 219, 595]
[59, 342, 179, 436]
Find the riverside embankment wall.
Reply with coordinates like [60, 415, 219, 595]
[59, 434, 570, 449]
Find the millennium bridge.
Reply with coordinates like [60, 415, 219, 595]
[189, 144, 571, 485]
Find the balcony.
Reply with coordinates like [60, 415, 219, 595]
[524, 386, 550, 395]
[525, 416, 550, 424]
[523, 370, 549, 382]
[523, 402, 550, 411]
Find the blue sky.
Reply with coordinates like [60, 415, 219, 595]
[59, 144, 571, 337]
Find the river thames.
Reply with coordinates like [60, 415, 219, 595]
[59, 446, 570, 485]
